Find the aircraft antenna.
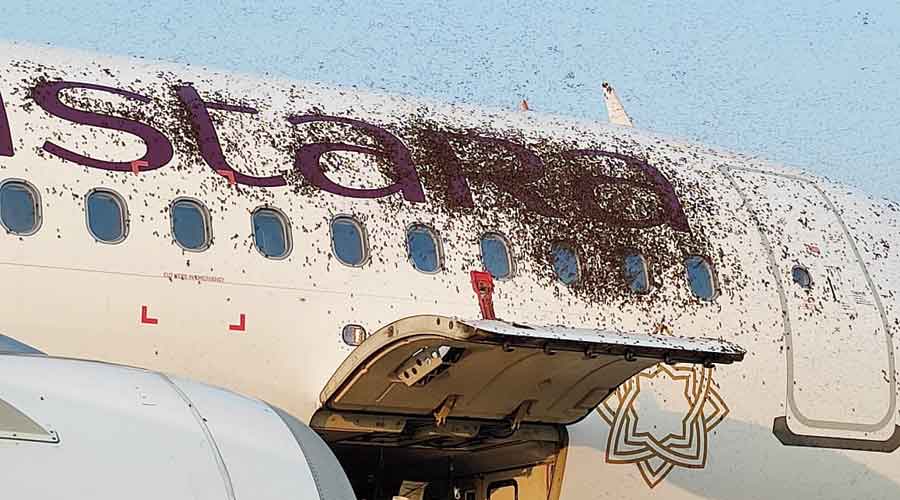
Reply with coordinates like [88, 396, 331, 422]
[602, 82, 634, 127]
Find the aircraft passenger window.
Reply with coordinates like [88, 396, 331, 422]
[342, 324, 367, 346]
[685, 255, 717, 300]
[170, 199, 211, 251]
[252, 208, 290, 259]
[0, 180, 40, 235]
[86, 189, 127, 243]
[551, 243, 580, 285]
[480, 233, 513, 279]
[407, 224, 442, 273]
[792, 265, 813, 289]
[488, 480, 518, 500]
[331, 216, 367, 266]
[623, 251, 650, 293]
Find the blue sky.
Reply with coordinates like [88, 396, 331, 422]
[5, 1, 900, 199]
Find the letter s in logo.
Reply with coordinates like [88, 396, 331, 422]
[32, 81, 173, 172]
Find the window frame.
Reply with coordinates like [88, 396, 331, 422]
[0, 178, 42, 236]
[479, 232, 515, 280]
[550, 241, 581, 286]
[405, 222, 444, 274]
[169, 197, 212, 252]
[342, 324, 368, 346]
[684, 254, 719, 301]
[250, 205, 292, 260]
[329, 214, 370, 268]
[84, 188, 129, 244]
[621, 249, 651, 294]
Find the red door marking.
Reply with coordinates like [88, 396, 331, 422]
[131, 160, 149, 175]
[140, 305, 158, 325]
[470, 270, 496, 320]
[229, 313, 246, 332]
[216, 169, 237, 186]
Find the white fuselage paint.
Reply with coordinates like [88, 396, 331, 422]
[1, 42, 899, 499]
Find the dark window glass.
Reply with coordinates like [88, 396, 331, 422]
[171, 199, 209, 251]
[407, 224, 440, 273]
[0, 182, 38, 235]
[792, 265, 813, 289]
[624, 252, 650, 293]
[686, 256, 716, 299]
[480, 233, 512, 279]
[253, 208, 289, 258]
[551, 244, 580, 285]
[86, 190, 125, 243]
[342, 324, 367, 346]
[332, 217, 366, 266]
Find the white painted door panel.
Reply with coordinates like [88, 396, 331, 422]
[728, 169, 896, 443]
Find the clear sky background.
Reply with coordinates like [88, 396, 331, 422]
[5, 1, 900, 199]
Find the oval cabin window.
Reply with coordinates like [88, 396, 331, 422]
[551, 244, 580, 285]
[480, 233, 513, 279]
[331, 216, 367, 267]
[685, 255, 716, 300]
[253, 208, 290, 259]
[623, 252, 650, 293]
[792, 265, 813, 289]
[171, 199, 211, 251]
[407, 224, 441, 273]
[0, 180, 40, 235]
[86, 190, 126, 243]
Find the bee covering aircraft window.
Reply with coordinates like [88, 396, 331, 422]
[252, 208, 290, 258]
[685, 255, 716, 300]
[551, 243, 580, 285]
[623, 252, 650, 293]
[0, 180, 40, 235]
[331, 216, 367, 266]
[407, 224, 441, 273]
[480, 233, 513, 279]
[171, 199, 211, 251]
[86, 189, 127, 243]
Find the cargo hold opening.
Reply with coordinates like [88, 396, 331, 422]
[313, 315, 745, 500]
[313, 410, 567, 500]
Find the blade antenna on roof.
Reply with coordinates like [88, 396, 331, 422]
[602, 82, 634, 127]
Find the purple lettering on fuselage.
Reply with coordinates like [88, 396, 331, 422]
[176, 85, 287, 187]
[288, 114, 426, 203]
[0, 92, 13, 157]
[413, 129, 474, 208]
[32, 81, 173, 171]
[19, 80, 691, 232]
[564, 149, 691, 232]
[437, 132, 562, 218]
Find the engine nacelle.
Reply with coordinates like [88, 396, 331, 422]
[0, 335, 355, 500]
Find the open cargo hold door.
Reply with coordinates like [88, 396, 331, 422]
[314, 316, 745, 499]
[318, 315, 745, 428]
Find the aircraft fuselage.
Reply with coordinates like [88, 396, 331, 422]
[1, 43, 899, 499]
